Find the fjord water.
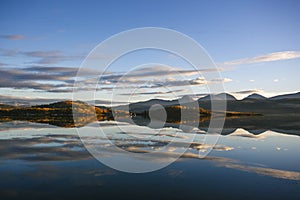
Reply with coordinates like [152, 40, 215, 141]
[0, 121, 299, 200]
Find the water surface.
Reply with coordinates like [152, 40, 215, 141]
[0, 121, 299, 200]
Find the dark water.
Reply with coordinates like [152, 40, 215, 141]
[0, 121, 299, 200]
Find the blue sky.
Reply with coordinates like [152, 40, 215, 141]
[0, 0, 300, 104]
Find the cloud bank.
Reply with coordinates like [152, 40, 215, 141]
[0, 64, 233, 96]
[0, 66, 100, 93]
[0, 48, 83, 64]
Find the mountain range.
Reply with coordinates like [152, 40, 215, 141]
[114, 92, 300, 115]
[0, 92, 299, 134]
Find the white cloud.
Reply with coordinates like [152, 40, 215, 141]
[190, 77, 207, 85]
[210, 78, 232, 83]
[232, 89, 263, 94]
[223, 51, 300, 66]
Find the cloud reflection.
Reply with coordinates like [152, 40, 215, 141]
[0, 122, 299, 181]
[0, 134, 92, 162]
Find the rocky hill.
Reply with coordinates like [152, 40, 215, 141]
[0, 101, 112, 127]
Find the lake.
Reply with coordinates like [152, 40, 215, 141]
[0, 120, 299, 200]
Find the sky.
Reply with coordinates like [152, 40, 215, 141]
[0, 0, 300, 105]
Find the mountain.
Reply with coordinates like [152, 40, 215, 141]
[1, 92, 299, 127]
[195, 92, 300, 116]
[114, 92, 300, 116]
[0, 101, 112, 127]
[115, 98, 179, 113]
[198, 93, 237, 101]
[269, 92, 300, 100]
[179, 95, 195, 103]
[243, 93, 267, 100]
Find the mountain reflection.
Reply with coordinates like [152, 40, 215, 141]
[1, 112, 300, 136]
[0, 127, 299, 181]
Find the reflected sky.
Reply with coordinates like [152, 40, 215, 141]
[0, 121, 299, 199]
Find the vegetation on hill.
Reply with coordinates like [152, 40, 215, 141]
[0, 101, 112, 127]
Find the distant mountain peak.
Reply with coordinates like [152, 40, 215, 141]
[198, 93, 237, 101]
[244, 93, 266, 100]
[216, 93, 237, 100]
[179, 95, 194, 103]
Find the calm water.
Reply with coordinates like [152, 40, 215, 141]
[0, 121, 299, 200]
